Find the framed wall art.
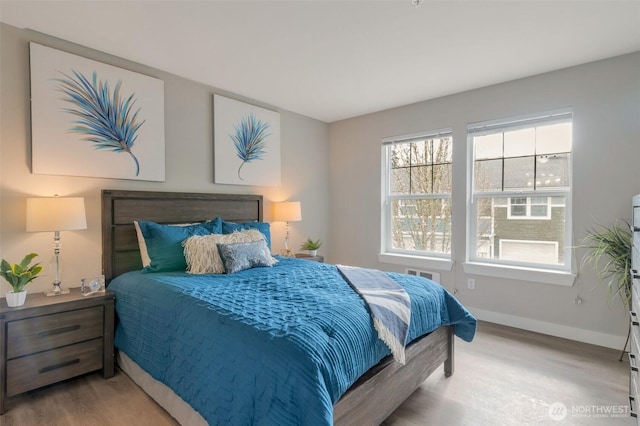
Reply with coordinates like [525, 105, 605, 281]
[29, 43, 165, 181]
[214, 94, 281, 187]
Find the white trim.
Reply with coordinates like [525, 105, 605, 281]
[468, 307, 626, 350]
[378, 253, 454, 271]
[462, 261, 575, 286]
[382, 127, 452, 145]
[467, 108, 573, 136]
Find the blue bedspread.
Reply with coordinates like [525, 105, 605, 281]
[109, 257, 476, 425]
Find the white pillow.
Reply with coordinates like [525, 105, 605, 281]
[183, 229, 272, 274]
[134, 221, 152, 267]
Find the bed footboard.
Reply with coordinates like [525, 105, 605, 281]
[333, 325, 454, 426]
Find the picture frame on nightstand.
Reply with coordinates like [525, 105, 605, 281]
[80, 275, 105, 296]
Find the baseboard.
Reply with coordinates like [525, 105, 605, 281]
[467, 307, 627, 350]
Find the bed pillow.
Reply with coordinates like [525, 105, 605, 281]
[217, 239, 278, 274]
[221, 220, 272, 249]
[136, 219, 223, 272]
[183, 229, 274, 274]
[134, 221, 153, 267]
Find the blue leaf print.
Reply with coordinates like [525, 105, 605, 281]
[56, 70, 145, 176]
[230, 113, 270, 180]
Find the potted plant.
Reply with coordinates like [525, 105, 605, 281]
[1, 253, 43, 307]
[300, 238, 322, 257]
[580, 220, 632, 308]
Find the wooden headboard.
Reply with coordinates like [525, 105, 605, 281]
[101, 189, 263, 282]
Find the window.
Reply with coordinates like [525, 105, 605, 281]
[507, 196, 551, 219]
[468, 111, 572, 271]
[382, 130, 453, 258]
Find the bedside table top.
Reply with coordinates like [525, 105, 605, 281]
[295, 253, 324, 262]
[0, 288, 114, 314]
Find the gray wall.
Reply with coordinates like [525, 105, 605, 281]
[328, 52, 640, 348]
[0, 23, 330, 294]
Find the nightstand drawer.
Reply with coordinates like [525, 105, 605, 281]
[7, 306, 103, 359]
[6, 338, 103, 397]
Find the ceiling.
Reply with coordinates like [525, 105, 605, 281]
[1, 1, 639, 123]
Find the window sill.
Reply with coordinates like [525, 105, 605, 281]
[462, 262, 575, 286]
[378, 253, 454, 271]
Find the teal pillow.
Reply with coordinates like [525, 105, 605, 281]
[138, 219, 222, 272]
[221, 220, 271, 249]
[217, 240, 277, 274]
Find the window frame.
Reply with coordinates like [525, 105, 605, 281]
[507, 196, 551, 220]
[466, 110, 574, 276]
[380, 129, 454, 266]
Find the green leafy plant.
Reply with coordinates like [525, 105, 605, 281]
[579, 220, 632, 307]
[0, 253, 43, 293]
[300, 238, 322, 251]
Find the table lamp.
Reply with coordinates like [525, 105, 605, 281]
[273, 201, 302, 257]
[26, 196, 87, 296]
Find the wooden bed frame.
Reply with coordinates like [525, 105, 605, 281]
[101, 189, 454, 426]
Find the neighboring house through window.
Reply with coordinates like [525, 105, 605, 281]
[468, 110, 573, 271]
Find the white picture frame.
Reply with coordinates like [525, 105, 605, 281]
[214, 94, 281, 187]
[30, 43, 165, 181]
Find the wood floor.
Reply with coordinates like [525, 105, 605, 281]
[1, 321, 633, 426]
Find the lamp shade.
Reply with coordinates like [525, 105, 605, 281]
[26, 197, 87, 232]
[273, 201, 302, 222]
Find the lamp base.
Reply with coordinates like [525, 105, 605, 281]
[44, 284, 70, 297]
[280, 249, 295, 257]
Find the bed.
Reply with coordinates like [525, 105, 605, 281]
[101, 189, 476, 425]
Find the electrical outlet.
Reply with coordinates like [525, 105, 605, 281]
[467, 278, 475, 290]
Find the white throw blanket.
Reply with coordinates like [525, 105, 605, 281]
[337, 265, 411, 364]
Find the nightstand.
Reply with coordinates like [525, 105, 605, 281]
[295, 253, 324, 263]
[0, 288, 114, 414]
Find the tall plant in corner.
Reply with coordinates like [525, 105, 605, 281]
[56, 70, 145, 176]
[580, 220, 632, 308]
[231, 113, 270, 180]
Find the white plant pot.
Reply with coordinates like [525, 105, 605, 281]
[5, 290, 27, 307]
[309, 249, 318, 257]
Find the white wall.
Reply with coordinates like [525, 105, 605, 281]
[328, 52, 640, 348]
[0, 23, 330, 295]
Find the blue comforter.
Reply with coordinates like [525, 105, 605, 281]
[109, 257, 476, 425]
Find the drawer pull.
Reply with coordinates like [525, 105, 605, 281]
[632, 311, 640, 326]
[39, 358, 80, 374]
[39, 324, 81, 338]
[631, 354, 638, 372]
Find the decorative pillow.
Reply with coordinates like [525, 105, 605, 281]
[134, 221, 153, 267]
[183, 229, 273, 274]
[221, 220, 272, 249]
[217, 240, 278, 274]
[136, 219, 223, 272]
